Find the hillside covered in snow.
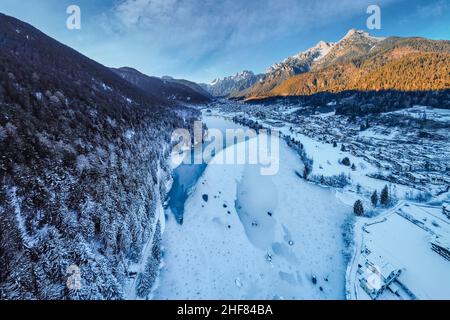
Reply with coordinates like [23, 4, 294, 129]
[0, 13, 200, 299]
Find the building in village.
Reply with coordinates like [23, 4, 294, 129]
[357, 249, 402, 300]
[431, 235, 450, 261]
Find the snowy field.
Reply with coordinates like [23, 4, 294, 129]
[348, 202, 450, 300]
[249, 116, 421, 210]
[389, 106, 450, 123]
[154, 129, 351, 299]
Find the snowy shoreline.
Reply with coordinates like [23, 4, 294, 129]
[153, 115, 352, 300]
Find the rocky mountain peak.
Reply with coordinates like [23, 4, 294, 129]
[340, 29, 383, 44]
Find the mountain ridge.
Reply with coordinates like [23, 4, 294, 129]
[201, 70, 264, 97]
[111, 66, 211, 103]
[230, 29, 450, 100]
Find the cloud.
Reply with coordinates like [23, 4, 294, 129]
[416, 0, 449, 17]
[96, 0, 403, 81]
[110, 0, 398, 55]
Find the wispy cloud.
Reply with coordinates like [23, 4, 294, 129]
[65, 0, 408, 82]
[416, 0, 449, 17]
[109, 0, 398, 59]
[2, 0, 443, 82]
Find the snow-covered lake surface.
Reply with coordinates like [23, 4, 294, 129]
[154, 116, 351, 299]
[167, 116, 246, 223]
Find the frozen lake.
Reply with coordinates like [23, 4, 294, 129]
[155, 115, 351, 300]
[167, 116, 246, 223]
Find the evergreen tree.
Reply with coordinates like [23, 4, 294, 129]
[342, 157, 351, 166]
[356, 183, 362, 194]
[380, 185, 390, 206]
[303, 165, 311, 180]
[353, 200, 364, 216]
[320, 175, 325, 184]
[371, 190, 378, 207]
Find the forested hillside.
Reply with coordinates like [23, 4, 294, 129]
[0, 13, 198, 299]
[112, 67, 211, 104]
[268, 52, 450, 96]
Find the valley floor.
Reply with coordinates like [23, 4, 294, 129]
[154, 127, 351, 299]
[152, 104, 450, 300]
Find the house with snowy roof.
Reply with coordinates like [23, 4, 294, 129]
[443, 203, 450, 220]
[430, 234, 450, 261]
[357, 251, 402, 300]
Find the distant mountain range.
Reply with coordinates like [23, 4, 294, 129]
[200, 70, 264, 97]
[206, 29, 450, 101]
[112, 67, 211, 103]
[234, 39, 337, 99]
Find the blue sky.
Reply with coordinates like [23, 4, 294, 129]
[0, 0, 448, 83]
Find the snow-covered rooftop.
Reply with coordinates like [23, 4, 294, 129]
[431, 234, 450, 252]
[350, 202, 450, 300]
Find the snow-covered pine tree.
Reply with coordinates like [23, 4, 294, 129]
[342, 157, 351, 166]
[371, 190, 378, 207]
[380, 185, 390, 206]
[353, 200, 364, 216]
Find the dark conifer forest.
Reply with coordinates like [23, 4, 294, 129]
[0, 13, 200, 299]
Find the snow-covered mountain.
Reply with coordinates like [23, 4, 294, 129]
[266, 29, 384, 76]
[230, 40, 335, 98]
[207, 30, 379, 98]
[313, 29, 384, 69]
[235, 29, 450, 100]
[202, 70, 264, 97]
[266, 40, 335, 75]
